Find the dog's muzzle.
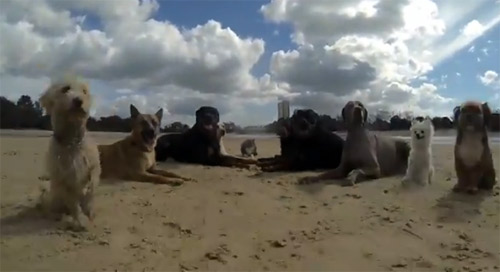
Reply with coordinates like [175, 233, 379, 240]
[352, 107, 363, 123]
[415, 132, 424, 140]
[72, 98, 83, 108]
[142, 129, 156, 143]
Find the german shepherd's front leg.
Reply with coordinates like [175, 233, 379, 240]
[129, 171, 184, 186]
[148, 168, 195, 182]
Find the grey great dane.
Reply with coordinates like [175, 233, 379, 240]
[298, 101, 410, 186]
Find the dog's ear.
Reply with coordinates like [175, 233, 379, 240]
[362, 105, 368, 123]
[155, 108, 163, 122]
[39, 91, 53, 114]
[453, 105, 461, 126]
[341, 106, 347, 122]
[130, 104, 140, 119]
[482, 102, 491, 127]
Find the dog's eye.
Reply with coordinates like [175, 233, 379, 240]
[82, 88, 87, 95]
[151, 120, 157, 127]
[61, 85, 71, 93]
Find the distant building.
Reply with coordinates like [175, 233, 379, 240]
[278, 100, 290, 119]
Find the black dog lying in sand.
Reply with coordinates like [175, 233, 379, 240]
[155, 106, 256, 168]
[258, 109, 344, 172]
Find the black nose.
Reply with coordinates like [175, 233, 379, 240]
[143, 129, 155, 139]
[73, 98, 83, 108]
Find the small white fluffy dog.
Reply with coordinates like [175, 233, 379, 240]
[39, 76, 101, 230]
[402, 117, 434, 187]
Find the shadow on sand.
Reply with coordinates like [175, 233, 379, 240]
[433, 190, 492, 223]
[0, 205, 59, 236]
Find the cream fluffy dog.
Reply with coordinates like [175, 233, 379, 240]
[402, 117, 434, 187]
[39, 76, 101, 230]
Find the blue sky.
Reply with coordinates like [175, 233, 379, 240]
[0, 0, 499, 125]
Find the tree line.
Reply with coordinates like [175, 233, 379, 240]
[1, 95, 499, 133]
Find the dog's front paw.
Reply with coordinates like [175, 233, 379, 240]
[298, 176, 320, 185]
[346, 169, 362, 186]
[181, 176, 196, 182]
[168, 179, 184, 186]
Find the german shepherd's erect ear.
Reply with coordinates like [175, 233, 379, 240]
[130, 104, 141, 119]
[482, 102, 491, 128]
[155, 108, 163, 123]
[453, 105, 461, 127]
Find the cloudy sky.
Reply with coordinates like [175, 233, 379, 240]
[1, 0, 499, 126]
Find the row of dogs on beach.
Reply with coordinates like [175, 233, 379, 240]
[37, 77, 497, 230]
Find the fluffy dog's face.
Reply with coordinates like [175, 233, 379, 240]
[218, 123, 226, 137]
[195, 106, 220, 136]
[342, 101, 368, 128]
[39, 79, 91, 122]
[454, 101, 491, 132]
[410, 117, 434, 148]
[290, 109, 319, 139]
[130, 104, 163, 151]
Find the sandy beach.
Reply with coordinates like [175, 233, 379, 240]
[1, 130, 499, 271]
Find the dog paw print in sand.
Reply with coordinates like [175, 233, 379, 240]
[437, 231, 496, 272]
[163, 221, 194, 238]
[221, 191, 245, 196]
[3, 151, 18, 156]
[205, 244, 232, 264]
[38, 175, 50, 181]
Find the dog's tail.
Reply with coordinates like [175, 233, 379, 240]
[395, 139, 411, 166]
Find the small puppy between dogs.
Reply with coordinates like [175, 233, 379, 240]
[38, 76, 101, 230]
[453, 101, 496, 194]
[240, 139, 257, 158]
[99, 105, 191, 185]
[402, 117, 434, 187]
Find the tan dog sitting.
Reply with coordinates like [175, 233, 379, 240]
[98, 105, 192, 185]
[453, 101, 496, 194]
[39, 76, 101, 230]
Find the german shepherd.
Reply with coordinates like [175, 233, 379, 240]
[98, 105, 192, 185]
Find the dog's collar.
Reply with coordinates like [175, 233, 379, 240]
[130, 139, 153, 152]
[52, 132, 84, 146]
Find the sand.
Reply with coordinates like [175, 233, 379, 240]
[1, 130, 499, 271]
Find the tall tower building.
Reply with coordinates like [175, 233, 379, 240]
[278, 100, 290, 120]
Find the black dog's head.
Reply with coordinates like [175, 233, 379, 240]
[454, 101, 491, 132]
[194, 106, 220, 136]
[342, 101, 368, 128]
[290, 109, 320, 139]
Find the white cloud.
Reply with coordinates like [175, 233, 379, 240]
[260, 0, 456, 116]
[431, 12, 500, 64]
[468, 45, 475, 52]
[0, 0, 282, 122]
[462, 20, 485, 37]
[479, 70, 500, 89]
[0, 0, 497, 124]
